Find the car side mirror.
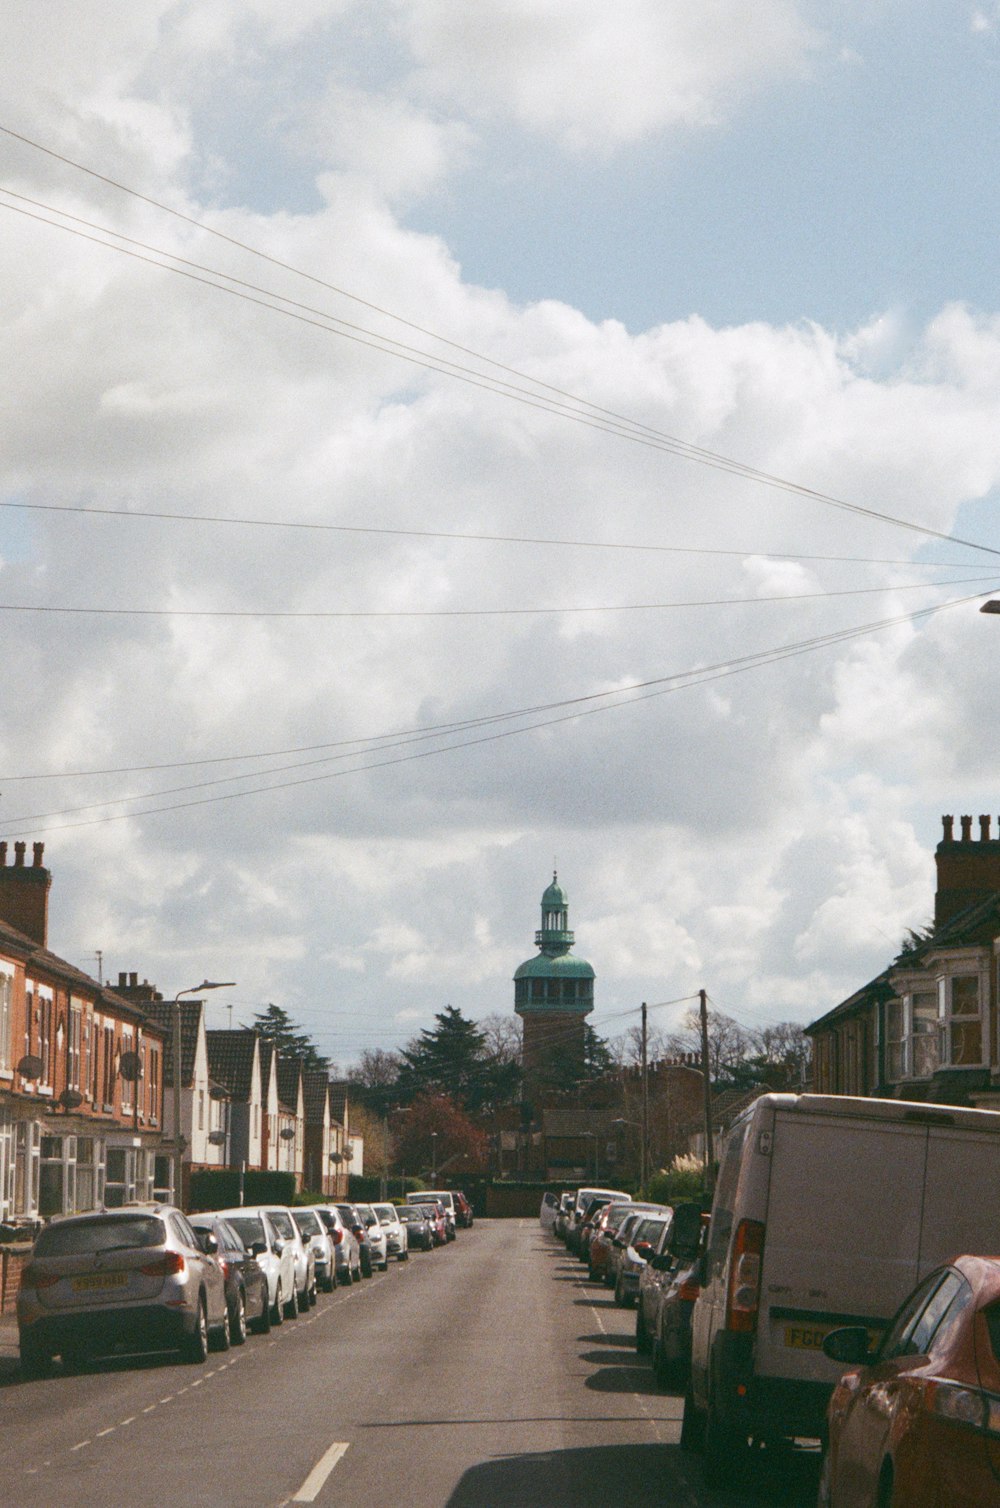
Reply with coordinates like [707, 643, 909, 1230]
[822, 1327, 873, 1366]
[250, 1240, 266, 1257]
[199, 1232, 218, 1255]
[273, 1239, 285, 1255]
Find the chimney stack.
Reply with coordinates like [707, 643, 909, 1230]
[935, 813, 1000, 928]
[0, 840, 51, 946]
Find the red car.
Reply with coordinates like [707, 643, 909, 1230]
[820, 1254, 1000, 1507]
[453, 1191, 474, 1228]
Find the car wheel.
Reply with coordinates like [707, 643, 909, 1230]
[614, 1273, 626, 1307]
[182, 1297, 209, 1364]
[877, 1462, 896, 1508]
[19, 1334, 53, 1379]
[211, 1305, 231, 1353]
[652, 1334, 680, 1390]
[253, 1286, 272, 1334]
[399, 1250, 408, 1262]
[361, 1253, 372, 1278]
[635, 1306, 650, 1354]
[271, 1281, 285, 1325]
[680, 1379, 706, 1453]
[285, 1283, 300, 1319]
[229, 1289, 248, 1346]
[323, 1270, 335, 1294]
[702, 1393, 749, 1488]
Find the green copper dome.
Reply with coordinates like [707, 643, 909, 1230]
[513, 872, 595, 1016]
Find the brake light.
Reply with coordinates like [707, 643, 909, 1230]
[140, 1251, 186, 1277]
[725, 1220, 764, 1334]
[678, 1279, 701, 1303]
[331, 1227, 344, 1245]
[21, 1264, 59, 1290]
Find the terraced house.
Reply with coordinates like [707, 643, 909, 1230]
[0, 843, 168, 1225]
[807, 814, 1000, 1110]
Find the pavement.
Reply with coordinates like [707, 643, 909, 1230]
[0, 1310, 20, 1381]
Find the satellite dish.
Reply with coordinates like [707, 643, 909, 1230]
[59, 1088, 83, 1110]
[118, 1052, 142, 1082]
[329, 1152, 343, 1164]
[207, 1130, 227, 1146]
[279, 1127, 296, 1140]
[209, 1084, 228, 1100]
[16, 1055, 43, 1079]
[343, 1142, 354, 1158]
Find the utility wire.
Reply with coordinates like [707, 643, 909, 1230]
[0, 575, 991, 621]
[0, 172, 998, 560]
[0, 588, 987, 836]
[0, 496, 980, 572]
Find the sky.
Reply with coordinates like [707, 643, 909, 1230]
[2, 0, 1000, 1068]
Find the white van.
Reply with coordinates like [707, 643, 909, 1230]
[684, 1092, 1000, 1485]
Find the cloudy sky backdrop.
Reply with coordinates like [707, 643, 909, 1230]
[2, 1, 1000, 1064]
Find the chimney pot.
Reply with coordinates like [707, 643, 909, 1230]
[961, 815, 973, 842]
[129, 972, 138, 987]
[0, 843, 6, 867]
[943, 815, 954, 842]
[981, 815, 992, 842]
[13, 842, 25, 867]
[32, 842, 44, 867]
[118, 972, 127, 987]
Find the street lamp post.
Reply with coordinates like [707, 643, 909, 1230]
[172, 980, 235, 1209]
[430, 1130, 438, 1183]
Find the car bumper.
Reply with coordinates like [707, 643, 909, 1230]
[20, 1305, 194, 1354]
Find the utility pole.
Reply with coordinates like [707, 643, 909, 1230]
[699, 988, 714, 1197]
[640, 1002, 649, 1195]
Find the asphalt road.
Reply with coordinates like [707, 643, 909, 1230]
[1, 1221, 821, 1506]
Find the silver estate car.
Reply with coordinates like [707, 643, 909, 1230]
[17, 1204, 228, 1376]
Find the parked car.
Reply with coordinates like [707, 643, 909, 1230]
[18, 1204, 229, 1375]
[397, 1205, 435, 1251]
[356, 1203, 389, 1271]
[567, 1187, 629, 1255]
[406, 1190, 457, 1240]
[189, 1212, 268, 1344]
[292, 1207, 335, 1293]
[371, 1202, 409, 1262]
[453, 1191, 474, 1228]
[589, 1202, 663, 1283]
[612, 1212, 670, 1308]
[578, 1195, 630, 1266]
[540, 1191, 559, 1231]
[819, 1254, 1000, 1508]
[684, 1092, 1000, 1488]
[336, 1203, 375, 1276]
[415, 1201, 448, 1247]
[216, 1206, 298, 1325]
[554, 1191, 575, 1242]
[315, 1204, 362, 1285]
[649, 1214, 706, 1391]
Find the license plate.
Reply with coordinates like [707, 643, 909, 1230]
[784, 1324, 834, 1350]
[72, 1272, 128, 1292]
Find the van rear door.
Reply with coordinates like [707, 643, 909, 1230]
[918, 1121, 1000, 1275]
[755, 1109, 926, 1386]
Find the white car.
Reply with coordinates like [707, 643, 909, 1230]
[355, 1204, 389, 1271]
[215, 1206, 299, 1325]
[371, 1203, 409, 1262]
[292, 1207, 336, 1293]
[406, 1190, 456, 1240]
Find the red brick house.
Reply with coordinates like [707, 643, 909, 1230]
[0, 843, 168, 1223]
[807, 815, 1000, 1109]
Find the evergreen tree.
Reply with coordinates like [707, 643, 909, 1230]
[396, 1005, 519, 1112]
[252, 1003, 330, 1072]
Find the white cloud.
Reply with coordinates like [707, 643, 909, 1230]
[398, 0, 820, 150]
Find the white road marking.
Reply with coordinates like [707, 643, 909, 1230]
[292, 1441, 350, 1502]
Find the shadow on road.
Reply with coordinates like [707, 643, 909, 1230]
[445, 1442, 820, 1507]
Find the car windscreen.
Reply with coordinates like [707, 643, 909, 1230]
[633, 1218, 668, 1246]
[398, 1209, 423, 1222]
[293, 1210, 322, 1237]
[268, 1211, 295, 1240]
[227, 1216, 265, 1248]
[372, 1207, 396, 1224]
[35, 1215, 165, 1256]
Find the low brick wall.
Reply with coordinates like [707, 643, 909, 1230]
[1, 1246, 32, 1314]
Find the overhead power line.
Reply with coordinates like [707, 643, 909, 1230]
[0, 497, 981, 571]
[0, 588, 987, 836]
[0, 575, 991, 621]
[0, 128, 997, 560]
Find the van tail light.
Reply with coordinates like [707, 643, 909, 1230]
[725, 1220, 765, 1334]
[678, 1278, 701, 1303]
[140, 1251, 186, 1277]
[21, 1265, 59, 1291]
